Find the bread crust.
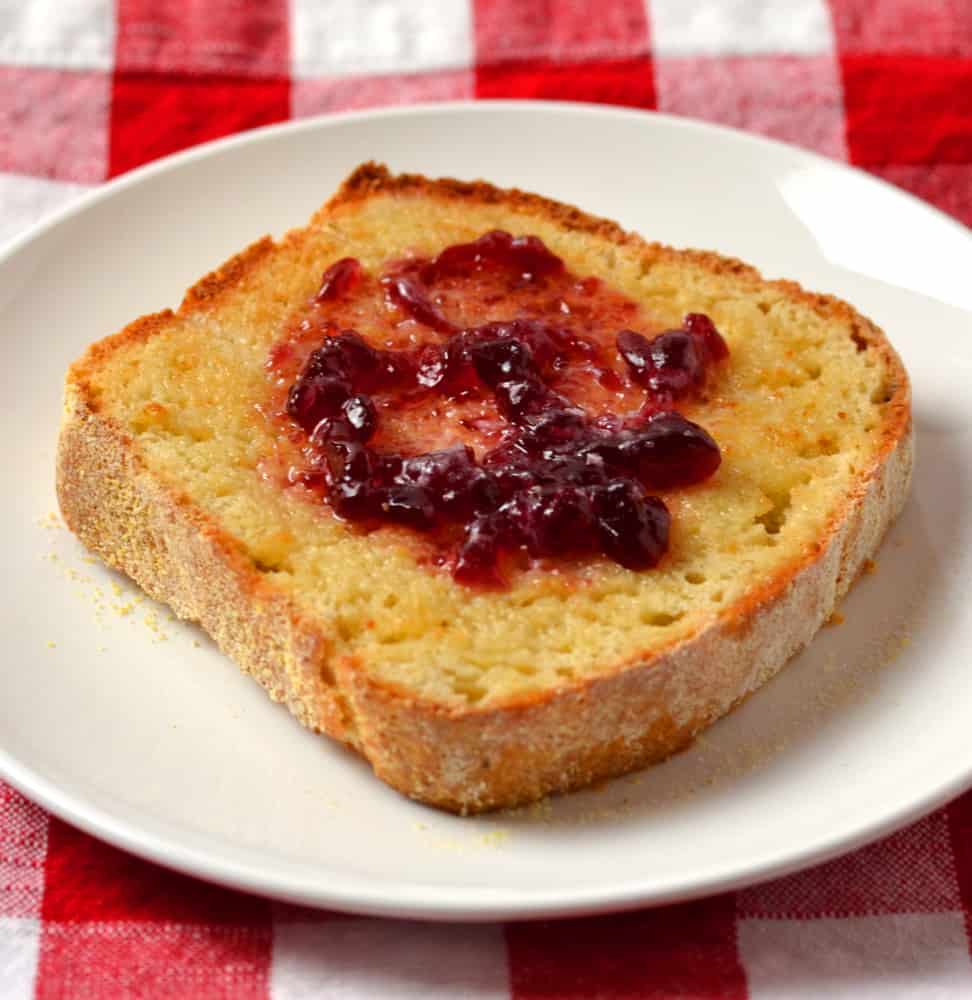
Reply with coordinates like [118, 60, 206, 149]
[57, 165, 913, 814]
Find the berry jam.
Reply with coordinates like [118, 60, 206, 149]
[266, 231, 729, 586]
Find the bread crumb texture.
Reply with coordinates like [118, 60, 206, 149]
[67, 168, 906, 714]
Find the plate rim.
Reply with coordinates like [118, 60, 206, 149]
[4, 737, 972, 922]
[2, 98, 969, 267]
[4, 99, 972, 922]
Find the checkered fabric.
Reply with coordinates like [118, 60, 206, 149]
[2, 1, 970, 996]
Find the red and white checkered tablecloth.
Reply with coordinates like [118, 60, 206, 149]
[3, 1, 971, 996]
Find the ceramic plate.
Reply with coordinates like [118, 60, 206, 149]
[2, 102, 971, 921]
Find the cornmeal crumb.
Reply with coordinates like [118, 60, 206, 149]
[478, 829, 510, 847]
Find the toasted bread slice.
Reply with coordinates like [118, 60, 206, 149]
[57, 164, 912, 813]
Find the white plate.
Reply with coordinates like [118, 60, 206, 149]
[3, 102, 971, 922]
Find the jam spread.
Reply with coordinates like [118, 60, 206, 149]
[265, 231, 728, 586]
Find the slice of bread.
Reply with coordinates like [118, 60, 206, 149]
[57, 163, 912, 814]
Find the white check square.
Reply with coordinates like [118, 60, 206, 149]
[649, 0, 835, 56]
[739, 912, 972, 999]
[0, 917, 41, 1000]
[0, 0, 114, 70]
[291, 0, 474, 78]
[271, 918, 509, 999]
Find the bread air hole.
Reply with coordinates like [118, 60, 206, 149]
[512, 594, 540, 609]
[132, 401, 170, 433]
[640, 610, 684, 627]
[850, 326, 869, 352]
[755, 488, 792, 536]
[454, 681, 487, 703]
[684, 571, 707, 585]
[871, 381, 893, 404]
[799, 437, 840, 459]
[768, 366, 812, 390]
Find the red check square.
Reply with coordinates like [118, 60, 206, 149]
[36, 922, 271, 1000]
[109, 72, 289, 177]
[507, 895, 746, 999]
[948, 791, 972, 939]
[41, 818, 269, 925]
[476, 56, 656, 109]
[841, 54, 972, 164]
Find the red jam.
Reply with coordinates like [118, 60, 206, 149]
[265, 231, 728, 586]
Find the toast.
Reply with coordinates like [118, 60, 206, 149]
[56, 164, 912, 813]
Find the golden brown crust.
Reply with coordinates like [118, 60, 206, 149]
[180, 237, 276, 312]
[329, 164, 910, 420]
[71, 310, 177, 396]
[327, 162, 638, 248]
[69, 238, 279, 403]
[57, 163, 913, 814]
[56, 383, 360, 751]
